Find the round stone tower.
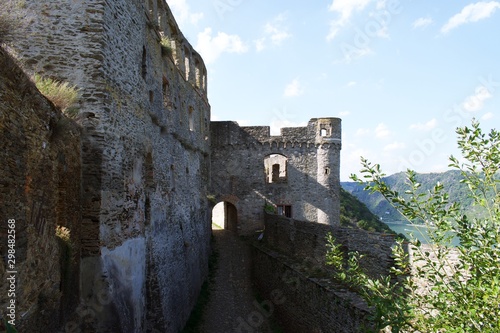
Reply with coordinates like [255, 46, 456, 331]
[314, 117, 342, 225]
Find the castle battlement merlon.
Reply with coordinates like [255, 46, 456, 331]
[211, 118, 341, 148]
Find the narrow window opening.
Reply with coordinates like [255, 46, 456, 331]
[325, 167, 330, 175]
[147, 0, 154, 17]
[320, 128, 328, 137]
[195, 59, 201, 88]
[162, 76, 171, 109]
[264, 154, 288, 184]
[202, 69, 207, 91]
[277, 205, 292, 218]
[149, 90, 154, 104]
[141, 46, 147, 79]
[157, 0, 164, 28]
[272, 164, 280, 182]
[188, 106, 195, 131]
[184, 46, 190, 81]
[145, 195, 151, 226]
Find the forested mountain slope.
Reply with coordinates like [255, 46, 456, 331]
[342, 170, 484, 222]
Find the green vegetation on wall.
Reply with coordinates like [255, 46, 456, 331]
[32, 74, 79, 118]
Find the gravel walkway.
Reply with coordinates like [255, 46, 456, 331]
[199, 227, 274, 333]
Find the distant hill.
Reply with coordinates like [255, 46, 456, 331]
[342, 170, 484, 223]
[339, 187, 394, 234]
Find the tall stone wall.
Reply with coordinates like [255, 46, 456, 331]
[210, 118, 341, 235]
[11, 1, 211, 332]
[251, 245, 373, 333]
[250, 214, 400, 332]
[0, 48, 82, 331]
[263, 213, 398, 279]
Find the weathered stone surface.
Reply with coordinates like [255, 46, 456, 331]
[0, 47, 82, 332]
[5, 0, 350, 331]
[252, 245, 374, 333]
[250, 214, 400, 332]
[262, 213, 398, 279]
[10, 0, 211, 332]
[210, 118, 342, 234]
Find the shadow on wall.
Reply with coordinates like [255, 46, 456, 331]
[0, 47, 82, 331]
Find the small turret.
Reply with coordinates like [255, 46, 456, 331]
[314, 118, 342, 225]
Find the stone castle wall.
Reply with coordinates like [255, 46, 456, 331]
[263, 213, 398, 279]
[250, 214, 399, 332]
[210, 118, 342, 235]
[0, 48, 82, 331]
[251, 245, 373, 333]
[10, 0, 211, 331]
[5, 0, 348, 331]
[262, 214, 395, 278]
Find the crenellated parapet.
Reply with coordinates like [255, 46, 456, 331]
[211, 118, 342, 150]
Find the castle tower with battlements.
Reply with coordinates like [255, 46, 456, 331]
[210, 118, 342, 234]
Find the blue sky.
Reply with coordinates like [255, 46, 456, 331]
[168, 0, 500, 180]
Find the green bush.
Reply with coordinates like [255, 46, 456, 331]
[33, 74, 79, 117]
[160, 36, 173, 57]
[327, 120, 500, 332]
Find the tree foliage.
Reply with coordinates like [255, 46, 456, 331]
[342, 169, 486, 223]
[339, 187, 394, 233]
[327, 120, 500, 332]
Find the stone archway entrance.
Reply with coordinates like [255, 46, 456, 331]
[212, 201, 238, 232]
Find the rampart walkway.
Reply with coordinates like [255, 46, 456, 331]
[199, 227, 274, 333]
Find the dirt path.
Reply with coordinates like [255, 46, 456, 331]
[199, 227, 274, 333]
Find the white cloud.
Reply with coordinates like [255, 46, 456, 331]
[255, 14, 292, 51]
[481, 112, 494, 120]
[283, 78, 304, 97]
[375, 123, 390, 138]
[462, 85, 492, 112]
[327, 0, 374, 40]
[266, 17, 292, 45]
[347, 81, 357, 87]
[168, 0, 204, 25]
[409, 118, 438, 131]
[441, 1, 500, 34]
[196, 28, 248, 64]
[412, 17, 433, 29]
[384, 141, 405, 151]
[355, 128, 371, 137]
[338, 111, 351, 117]
[254, 38, 265, 52]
